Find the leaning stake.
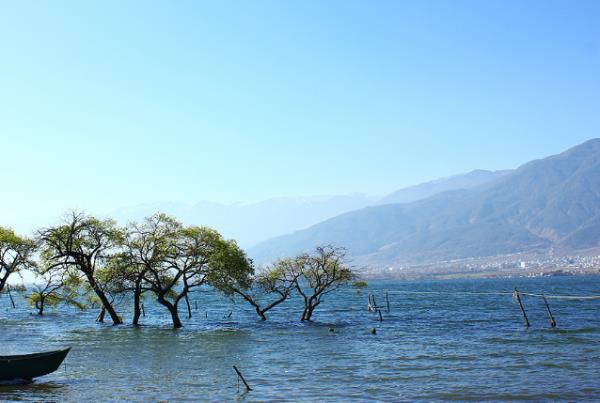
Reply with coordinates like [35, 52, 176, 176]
[233, 365, 252, 391]
[542, 294, 557, 328]
[514, 288, 530, 328]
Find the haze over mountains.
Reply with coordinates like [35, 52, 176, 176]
[249, 139, 600, 267]
[110, 169, 508, 248]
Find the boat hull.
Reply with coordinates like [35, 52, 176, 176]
[0, 348, 70, 382]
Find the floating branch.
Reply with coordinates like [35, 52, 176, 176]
[233, 365, 252, 391]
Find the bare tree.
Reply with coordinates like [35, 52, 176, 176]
[232, 259, 299, 321]
[294, 245, 356, 321]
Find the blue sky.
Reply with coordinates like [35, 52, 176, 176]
[0, 1, 599, 224]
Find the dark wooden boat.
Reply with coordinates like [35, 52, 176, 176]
[0, 348, 70, 382]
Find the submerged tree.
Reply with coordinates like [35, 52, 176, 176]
[134, 215, 254, 328]
[38, 212, 125, 325]
[117, 213, 179, 326]
[28, 264, 85, 315]
[294, 245, 355, 321]
[0, 226, 36, 293]
[231, 259, 299, 321]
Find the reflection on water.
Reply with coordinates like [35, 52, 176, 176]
[1, 276, 600, 401]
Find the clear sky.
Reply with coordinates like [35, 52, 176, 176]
[1, 1, 599, 225]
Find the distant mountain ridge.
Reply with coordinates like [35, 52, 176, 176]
[249, 139, 600, 266]
[110, 170, 508, 248]
[378, 169, 512, 204]
[109, 194, 375, 248]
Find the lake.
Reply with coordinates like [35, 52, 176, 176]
[1, 276, 600, 401]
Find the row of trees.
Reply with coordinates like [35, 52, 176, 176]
[0, 213, 355, 328]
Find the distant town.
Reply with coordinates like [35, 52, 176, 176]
[363, 252, 600, 280]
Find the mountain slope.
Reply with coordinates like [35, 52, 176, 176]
[378, 169, 512, 204]
[250, 139, 600, 265]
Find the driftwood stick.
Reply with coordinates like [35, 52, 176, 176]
[233, 365, 252, 391]
[542, 294, 557, 328]
[514, 288, 530, 328]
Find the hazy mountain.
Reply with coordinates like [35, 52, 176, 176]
[249, 139, 600, 266]
[379, 169, 512, 204]
[109, 170, 508, 249]
[109, 194, 375, 248]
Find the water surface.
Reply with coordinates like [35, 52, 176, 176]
[1, 276, 600, 401]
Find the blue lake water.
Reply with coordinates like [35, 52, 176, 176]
[1, 276, 600, 402]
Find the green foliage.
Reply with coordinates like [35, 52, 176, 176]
[0, 226, 37, 291]
[352, 281, 368, 289]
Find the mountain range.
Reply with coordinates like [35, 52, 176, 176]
[249, 139, 600, 267]
[110, 169, 508, 248]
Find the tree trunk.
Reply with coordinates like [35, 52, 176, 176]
[256, 306, 267, 321]
[86, 273, 122, 325]
[132, 289, 142, 326]
[301, 300, 320, 321]
[157, 295, 183, 329]
[0, 274, 8, 294]
[233, 288, 269, 321]
[36, 298, 45, 315]
[184, 293, 192, 319]
[97, 307, 106, 322]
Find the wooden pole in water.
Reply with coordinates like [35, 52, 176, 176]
[233, 365, 252, 391]
[141, 303, 146, 317]
[514, 288, 530, 328]
[377, 308, 383, 322]
[385, 292, 390, 313]
[368, 294, 373, 312]
[6, 284, 15, 309]
[372, 295, 378, 311]
[542, 294, 556, 328]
